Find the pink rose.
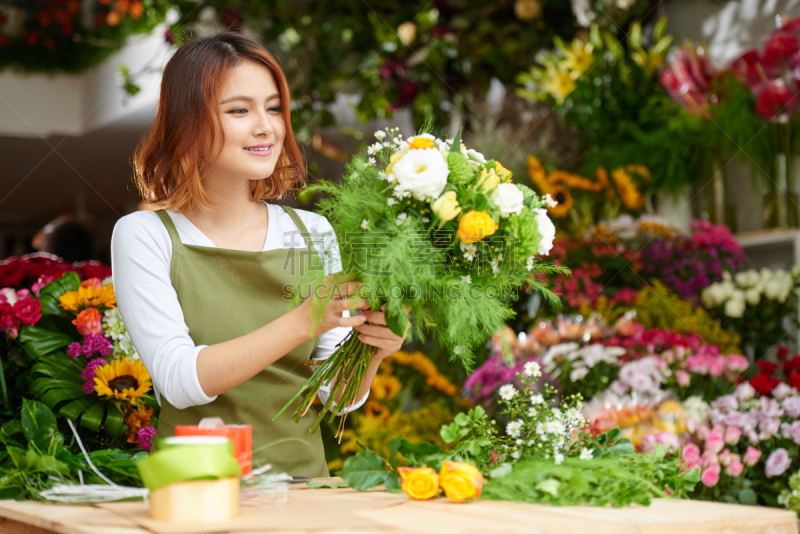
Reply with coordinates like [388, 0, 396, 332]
[685, 417, 696, 433]
[712, 395, 738, 413]
[759, 418, 781, 439]
[696, 424, 710, 441]
[31, 274, 55, 297]
[724, 426, 741, 445]
[782, 396, 800, 418]
[701, 465, 720, 487]
[790, 421, 800, 444]
[0, 302, 19, 339]
[675, 370, 691, 387]
[682, 443, 701, 463]
[700, 450, 719, 468]
[725, 461, 744, 478]
[725, 354, 749, 373]
[705, 428, 725, 453]
[743, 446, 761, 467]
[765, 448, 791, 478]
[719, 449, 734, 467]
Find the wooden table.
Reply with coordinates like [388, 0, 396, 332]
[0, 480, 797, 534]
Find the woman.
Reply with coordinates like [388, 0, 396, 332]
[111, 32, 405, 477]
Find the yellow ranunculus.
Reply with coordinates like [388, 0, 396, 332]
[457, 211, 498, 244]
[384, 150, 407, 178]
[431, 191, 462, 224]
[399, 467, 440, 500]
[407, 136, 435, 150]
[494, 162, 512, 182]
[477, 168, 501, 194]
[439, 461, 483, 503]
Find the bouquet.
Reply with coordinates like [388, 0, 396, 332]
[275, 126, 565, 435]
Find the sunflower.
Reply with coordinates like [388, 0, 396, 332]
[60, 284, 117, 312]
[547, 186, 573, 218]
[611, 168, 644, 210]
[94, 359, 151, 404]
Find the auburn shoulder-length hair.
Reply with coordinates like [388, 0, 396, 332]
[134, 32, 305, 213]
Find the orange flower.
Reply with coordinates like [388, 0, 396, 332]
[457, 211, 498, 243]
[438, 461, 483, 503]
[526, 156, 553, 194]
[547, 186, 573, 218]
[129, 1, 143, 19]
[399, 467, 440, 500]
[106, 11, 120, 26]
[72, 307, 102, 336]
[407, 136, 435, 150]
[125, 404, 154, 444]
[80, 277, 102, 289]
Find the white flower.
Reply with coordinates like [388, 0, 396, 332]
[499, 384, 517, 401]
[534, 209, 556, 256]
[368, 157, 377, 166]
[391, 148, 449, 201]
[387, 198, 398, 206]
[367, 142, 383, 155]
[553, 452, 565, 465]
[395, 213, 409, 226]
[511, 450, 521, 460]
[526, 256, 535, 271]
[453, 346, 464, 355]
[530, 394, 544, 405]
[461, 275, 472, 284]
[569, 367, 589, 381]
[735, 382, 756, 402]
[735, 269, 760, 288]
[724, 293, 746, 318]
[506, 420, 524, 438]
[492, 183, 525, 218]
[460, 241, 477, 262]
[524, 361, 541, 377]
[465, 148, 486, 164]
[361, 219, 371, 231]
[422, 217, 430, 223]
[528, 406, 538, 417]
[543, 194, 558, 208]
[745, 287, 761, 305]
[374, 130, 386, 140]
[579, 448, 593, 460]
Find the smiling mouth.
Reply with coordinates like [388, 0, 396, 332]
[245, 146, 272, 152]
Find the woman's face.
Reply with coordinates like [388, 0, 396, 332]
[209, 60, 286, 184]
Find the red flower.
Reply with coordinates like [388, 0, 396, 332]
[755, 81, 799, 120]
[0, 302, 19, 338]
[75, 261, 111, 281]
[777, 346, 790, 361]
[750, 373, 780, 395]
[784, 356, 800, 375]
[789, 372, 800, 390]
[0, 259, 25, 288]
[731, 50, 766, 93]
[757, 360, 778, 376]
[761, 31, 800, 76]
[13, 298, 41, 325]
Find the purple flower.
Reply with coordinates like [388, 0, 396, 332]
[138, 426, 157, 451]
[82, 380, 95, 395]
[67, 342, 82, 359]
[765, 448, 791, 478]
[759, 418, 781, 439]
[711, 395, 738, 413]
[790, 421, 800, 445]
[80, 358, 108, 381]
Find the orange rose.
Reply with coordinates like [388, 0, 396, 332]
[80, 277, 102, 289]
[72, 307, 102, 336]
[438, 461, 483, 503]
[399, 467, 440, 500]
[457, 211, 498, 244]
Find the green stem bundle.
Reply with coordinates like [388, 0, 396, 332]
[273, 331, 376, 437]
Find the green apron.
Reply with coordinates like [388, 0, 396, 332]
[150, 205, 329, 477]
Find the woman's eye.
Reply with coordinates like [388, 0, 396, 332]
[228, 108, 247, 115]
[269, 106, 282, 113]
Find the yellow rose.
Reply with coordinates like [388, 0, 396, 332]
[495, 162, 512, 182]
[399, 467, 440, 500]
[477, 168, 501, 193]
[439, 461, 483, 503]
[457, 211, 498, 243]
[385, 151, 407, 178]
[431, 191, 462, 224]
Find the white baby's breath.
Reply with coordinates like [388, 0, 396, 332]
[499, 384, 517, 401]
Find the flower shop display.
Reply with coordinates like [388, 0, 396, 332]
[0, 0, 170, 73]
[700, 268, 800, 359]
[274, 127, 564, 435]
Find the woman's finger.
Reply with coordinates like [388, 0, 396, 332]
[361, 309, 386, 326]
[353, 323, 393, 338]
[357, 333, 396, 350]
[339, 315, 367, 328]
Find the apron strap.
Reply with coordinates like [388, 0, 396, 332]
[280, 205, 324, 272]
[155, 209, 182, 248]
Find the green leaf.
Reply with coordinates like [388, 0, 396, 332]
[388, 434, 404, 471]
[454, 413, 469, 426]
[384, 471, 401, 492]
[398, 440, 443, 457]
[440, 424, 457, 443]
[738, 488, 757, 505]
[466, 440, 482, 456]
[385, 308, 408, 338]
[39, 272, 80, 300]
[339, 450, 388, 491]
[103, 408, 127, 438]
[450, 129, 463, 153]
[19, 328, 75, 358]
[307, 480, 349, 489]
[1, 420, 23, 438]
[489, 463, 512, 478]
[536, 478, 561, 497]
[80, 401, 106, 433]
[20, 399, 57, 444]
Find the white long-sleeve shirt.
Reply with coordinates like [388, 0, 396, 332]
[110, 201, 368, 413]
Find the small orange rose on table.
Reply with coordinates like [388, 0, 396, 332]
[439, 461, 484, 503]
[399, 467, 440, 500]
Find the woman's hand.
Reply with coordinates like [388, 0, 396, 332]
[352, 303, 408, 361]
[293, 279, 368, 338]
